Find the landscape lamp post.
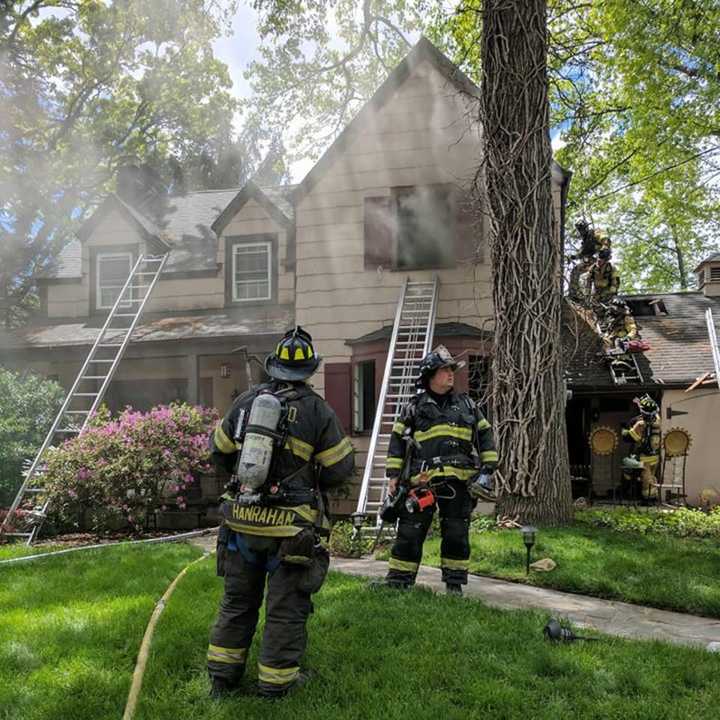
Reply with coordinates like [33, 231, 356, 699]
[521, 525, 537, 574]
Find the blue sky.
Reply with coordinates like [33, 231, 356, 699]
[212, 4, 260, 103]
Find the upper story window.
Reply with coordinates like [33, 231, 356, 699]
[363, 184, 476, 271]
[97, 252, 133, 309]
[232, 241, 272, 302]
[394, 185, 455, 269]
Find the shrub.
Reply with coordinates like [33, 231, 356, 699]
[42, 402, 218, 534]
[575, 506, 720, 539]
[329, 520, 374, 557]
[0, 367, 64, 506]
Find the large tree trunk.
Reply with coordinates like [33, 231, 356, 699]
[481, 0, 572, 525]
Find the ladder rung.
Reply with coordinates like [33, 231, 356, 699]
[26, 488, 45, 494]
[98, 343, 123, 347]
[65, 410, 89, 414]
[129, 285, 150, 290]
[56, 429, 80, 433]
[3, 532, 33, 538]
[114, 314, 137, 317]
[89, 359, 115, 363]
[75, 392, 100, 396]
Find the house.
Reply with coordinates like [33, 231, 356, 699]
[0, 37, 570, 515]
[564, 253, 720, 505]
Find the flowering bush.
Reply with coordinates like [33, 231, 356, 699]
[43, 402, 218, 534]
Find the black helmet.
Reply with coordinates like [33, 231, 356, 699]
[575, 219, 589, 233]
[265, 326, 321, 381]
[598, 248, 611, 260]
[417, 345, 465, 385]
[635, 394, 658, 418]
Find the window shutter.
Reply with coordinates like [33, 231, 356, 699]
[324, 363, 352, 433]
[454, 188, 483, 264]
[364, 196, 394, 269]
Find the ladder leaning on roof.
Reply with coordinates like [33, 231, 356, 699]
[0, 254, 168, 545]
[706, 308, 720, 384]
[355, 277, 439, 525]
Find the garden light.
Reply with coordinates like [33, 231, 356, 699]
[520, 525, 537, 574]
[350, 511, 366, 531]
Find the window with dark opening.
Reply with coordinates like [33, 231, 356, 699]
[625, 298, 667, 316]
[353, 360, 376, 433]
[711, 266, 720, 282]
[394, 185, 454, 269]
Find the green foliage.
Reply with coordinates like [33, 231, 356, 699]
[328, 519, 373, 557]
[42, 402, 218, 534]
[575, 506, 720, 540]
[0, 367, 64, 506]
[1, 0, 240, 327]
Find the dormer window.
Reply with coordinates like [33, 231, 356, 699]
[227, 236, 274, 303]
[97, 251, 133, 309]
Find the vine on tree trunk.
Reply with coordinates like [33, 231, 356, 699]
[479, 0, 573, 525]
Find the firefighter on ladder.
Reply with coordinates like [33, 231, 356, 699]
[207, 327, 354, 699]
[374, 346, 498, 596]
[622, 394, 661, 500]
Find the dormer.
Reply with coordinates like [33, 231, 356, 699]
[695, 253, 720, 297]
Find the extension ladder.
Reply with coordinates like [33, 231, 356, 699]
[355, 277, 439, 523]
[0, 254, 168, 544]
[706, 308, 720, 384]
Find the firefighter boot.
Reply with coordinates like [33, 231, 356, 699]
[446, 582, 463, 596]
[256, 670, 312, 699]
[209, 676, 241, 699]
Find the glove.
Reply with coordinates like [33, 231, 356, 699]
[469, 472, 495, 501]
[480, 463, 497, 475]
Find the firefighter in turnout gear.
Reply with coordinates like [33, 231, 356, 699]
[568, 221, 610, 302]
[207, 327, 354, 699]
[590, 248, 620, 305]
[602, 298, 638, 350]
[377, 346, 498, 596]
[621, 394, 661, 500]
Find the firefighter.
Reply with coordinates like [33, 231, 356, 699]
[207, 327, 354, 699]
[621, 394, 661, 500]
[568, 221, 610, 302]
[590, 248, 620, 305]
[376, 346, 498, 596]
[602, 297, 638, 350]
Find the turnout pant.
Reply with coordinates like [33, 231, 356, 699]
[207, 530, 328, 694]
[386, 479, 474, 586]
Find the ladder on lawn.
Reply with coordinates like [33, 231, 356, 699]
[706, 308, 720, 384]
[355, 277, 439, 524]
[0, 254, 168, 545]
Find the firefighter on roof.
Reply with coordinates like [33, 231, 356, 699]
[207, 327, 354, 699]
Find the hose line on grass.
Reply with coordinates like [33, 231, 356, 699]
[123, 552, 212, 720]
[0, 527, 219, 567]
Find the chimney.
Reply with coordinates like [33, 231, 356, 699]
[695, 253, 720, 298]
[116, 165, 166, 215]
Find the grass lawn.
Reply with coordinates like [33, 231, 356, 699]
[4, 544, 720, 720]
[416, 524, 720, 617]
[0, 542, 202, 720]
[136, 562, 720, 720]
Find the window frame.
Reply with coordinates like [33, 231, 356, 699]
[391, 184, 457, 271]
[225, 234, 278, 307]
[95, 251, 134, 311]
[352, 359, 376, 434]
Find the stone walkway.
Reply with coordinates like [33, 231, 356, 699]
[330, 557, 720, 652]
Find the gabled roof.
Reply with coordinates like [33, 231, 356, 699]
[564, 292, 720, 389]
[292, 36, 482, 204]
[695, 251, 720, 272]
[211, 180, 296, 236]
